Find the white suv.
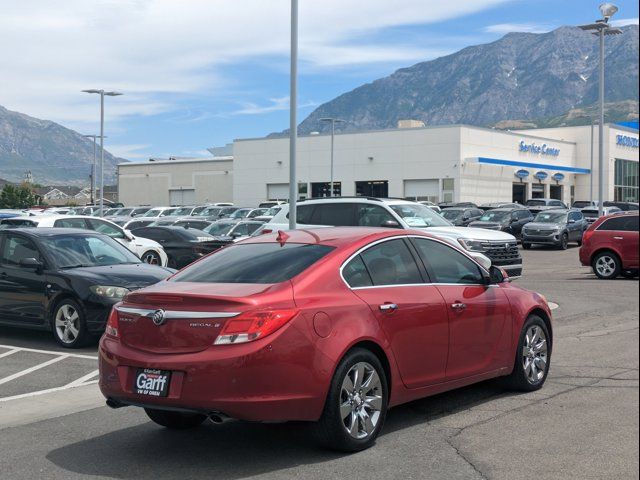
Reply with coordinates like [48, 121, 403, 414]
[0, 215, 169, 266]
[266, 198, 523, 277]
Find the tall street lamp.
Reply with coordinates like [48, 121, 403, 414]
[82, 89, 123, 216]
[288, 0, 298, 229]
[320, 118, 345, 197]
[579, 3, 622, 217]
[83, 134, 106, 205]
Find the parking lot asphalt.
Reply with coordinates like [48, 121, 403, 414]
[0, 245, 638, 480]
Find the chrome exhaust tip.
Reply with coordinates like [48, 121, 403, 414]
[208, 412, 233, 424]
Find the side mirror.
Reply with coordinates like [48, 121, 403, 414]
[380, 219, 402, 229]
[124, 230, 135, 240]
[489, 265, 510, 284]
[19, 258, 43, 271]
[469, 252, 492, 271]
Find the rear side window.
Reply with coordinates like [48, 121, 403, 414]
[0, 219, 37, 228]
[310, 204, 355, 226]
[171, 243, 335, 284]
[599, 216, 639, 232]
[0, 235, 42, 266]
[342, 256, 373, 288]
[54, 218, 88, 229]
[356, 205, 396, 227]
[359, 239, 423, 286]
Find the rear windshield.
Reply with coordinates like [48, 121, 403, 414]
[171, 243, 335, 284]
[526, 200, 546, 206]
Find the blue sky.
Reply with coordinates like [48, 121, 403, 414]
[0, 0, 638, 161]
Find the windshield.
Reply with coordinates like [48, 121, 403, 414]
[170, 207, 193, 216]
[40, 235, 140, 268]
[247, 208, 267, 218]
[230, 209, 251, 219]
[526, 200, 546, 206]
[197, 207, 221, 217]
[143, 209, 162, 217]
[117, 208, 133, 216]
[441, 209, 464, 220]
[389, 204, 451, 228]
[203, 223, 234, 236]
[171, 243, 335, 284]
[572, 201, 591, 209]
[479, 210, 511, 222]
[534, 212, 568, 223]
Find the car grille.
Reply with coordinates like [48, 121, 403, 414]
[524, 228, 555, 236]
[483, 241, 521, 265]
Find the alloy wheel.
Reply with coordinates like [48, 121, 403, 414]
[142, 251, 161, 265]
[595, 255, 617, 278]
[340, 362, 383, 439]
[55, 304, 80, 344]
[522, 325, 548, 384]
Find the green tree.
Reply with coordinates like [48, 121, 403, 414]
[0, 184, 38, 209]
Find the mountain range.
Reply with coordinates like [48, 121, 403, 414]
[0, 105, 125, 186]
[295, 25, 639, 134]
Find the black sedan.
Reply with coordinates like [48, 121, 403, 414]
[0, 229, 174, 348]
[468, 207, 534, 239]
[130, 226, 220, 269]
[440, 207, 484, 226]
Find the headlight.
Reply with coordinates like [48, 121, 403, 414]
[90, 285, 130, 299]
[458, 239, 489, 252]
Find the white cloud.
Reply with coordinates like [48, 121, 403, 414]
[611, 17, 639, 27]
[231, 97, 318, 116]
[0, 0, 510, 128]
[106, 144, 152, 160]
[484, 23, 552, 34]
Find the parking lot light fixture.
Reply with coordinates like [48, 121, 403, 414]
[82, 89, 123, 216]
[320, 118, 346, 197]
[578, 4, 622, 217]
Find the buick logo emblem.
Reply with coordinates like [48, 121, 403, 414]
[150, 309, 166, 326]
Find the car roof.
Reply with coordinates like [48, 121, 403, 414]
[243, 226, 440, 249]
[1, 227, 100, 237]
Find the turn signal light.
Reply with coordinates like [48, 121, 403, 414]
[105, 307, 120, 338]
[582, 229, 594, 244]
[214, 309, 299, 345]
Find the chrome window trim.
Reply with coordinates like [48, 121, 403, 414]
[339, 234, 491, 291]
[116, 306, 239, 319]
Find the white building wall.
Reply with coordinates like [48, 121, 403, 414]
[118, 158, 233, 206]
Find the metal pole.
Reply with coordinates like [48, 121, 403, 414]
[92, 137, 97, 204]
[99, 91, 105, 217]
[598, 28, 605, 217]
[590, 120, 594, 203]
[330, 120, 335, 197]
[288, 0, 298, 230]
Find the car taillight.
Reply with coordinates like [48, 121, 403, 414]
[583, 229, 594, 244]
[105, 307, 119, 338]
[214, 309, 298, 345]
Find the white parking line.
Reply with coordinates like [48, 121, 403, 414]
[0, 344, 97, 360]
[0, 379, 99, 402]
[65, 369, 99, 388]
[0, 349, 20, 359]
[0, 355, 69, 386]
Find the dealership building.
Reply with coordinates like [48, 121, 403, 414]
[117, 122, 639, 207]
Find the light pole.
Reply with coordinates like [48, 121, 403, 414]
[82, 89, 123, 216]
[83, 134, 106, 205]
[288, 0, 298, 230]
[320, 118, 345, 197]
[579, 3, 622, 217]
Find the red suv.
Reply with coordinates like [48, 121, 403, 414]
[99, 228, 552, 452]
[579, 212, 639, 279]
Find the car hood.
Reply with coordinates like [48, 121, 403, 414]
[421, 226, 515, 241]
[60, 263, 174, 287]
[468, 221, 505, 229]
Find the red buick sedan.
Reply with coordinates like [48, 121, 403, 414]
[99, 227, 552, 451]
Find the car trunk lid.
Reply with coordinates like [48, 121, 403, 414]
[116, 281, 294, 354]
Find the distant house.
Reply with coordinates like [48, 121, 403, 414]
[35, 186, 84, 206]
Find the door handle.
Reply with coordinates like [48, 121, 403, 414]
[451, 302, 467, 310]
[379, 303, 398, 312]
[613, 236, 624, 240]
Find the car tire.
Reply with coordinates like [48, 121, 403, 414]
[141, 250, 162, 265]
[51, 299, 90, 348]
[144, 408, 207, 429]
[522, 242, 531, 250]
[504, 315, 551, 392]
[312, 348, 388, 452]
[558, 233, 569, 250]
[592, 251, 621, 280]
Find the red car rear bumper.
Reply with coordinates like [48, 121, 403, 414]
[98, 323, 332, 422]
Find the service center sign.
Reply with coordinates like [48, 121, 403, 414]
[519, 140, 560, 157]
[616, 135, 639, 148]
